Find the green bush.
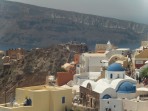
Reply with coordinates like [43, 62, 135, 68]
[140, 67, 148, 78]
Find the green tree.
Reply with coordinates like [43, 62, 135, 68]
[140, 67, 148, 78]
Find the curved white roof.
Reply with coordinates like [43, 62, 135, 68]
[101, 88, 117, 98]
[81, 75, 136, 95]
[111, 77, 136, 90]
[125, 75, 136, 81]
[81, 80, 97, 90]
[94, 79, 111, 93]
[111, 79, 125, 90]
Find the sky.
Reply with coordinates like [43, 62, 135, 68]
[7, 0, 148, 24]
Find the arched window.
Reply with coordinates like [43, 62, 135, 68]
[110, 74, 113, 79]
[102, 94, 111, 99]
[87, 83, 92, 90]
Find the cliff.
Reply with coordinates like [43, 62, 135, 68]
[0, 43, 88, 103]
[0, 1, 148, 49]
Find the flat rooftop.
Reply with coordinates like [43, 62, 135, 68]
[17, 85, 71, 91]
[83, 53, 106, 57]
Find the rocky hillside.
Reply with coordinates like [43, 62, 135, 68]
[0, 43, 88, 103]
[0, 1, 148, 49]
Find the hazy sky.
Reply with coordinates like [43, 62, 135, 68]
[7, 0, 148, 24]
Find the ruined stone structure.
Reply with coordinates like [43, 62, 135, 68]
[6, 48, 25, 60]
[80, 85, 100, 111]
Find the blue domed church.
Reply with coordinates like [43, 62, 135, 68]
[80, 63, 136, 111]
[106, 63, 136, 98]
[107, 63, 125, 80]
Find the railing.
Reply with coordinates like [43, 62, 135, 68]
[140, 94, 148, 100]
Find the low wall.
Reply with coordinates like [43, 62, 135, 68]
[57, 72, 74, 86]
[0, 105, 32, 111]
[123, 99, 148, 111]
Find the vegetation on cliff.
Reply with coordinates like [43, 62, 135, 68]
[0, 43, 88, 103]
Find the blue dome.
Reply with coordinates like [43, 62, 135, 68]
[107, 63, 125, 71]
[117, 81, 136, 93]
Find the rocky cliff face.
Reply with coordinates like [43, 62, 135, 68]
[0, 1, 148, 49]
[0, 43, 88, 103]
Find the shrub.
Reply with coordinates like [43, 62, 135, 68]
[140, 67, 148, 78]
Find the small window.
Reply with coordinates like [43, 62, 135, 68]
[62, 97, 65, 104]
[110, 74, 113, 79]
[117, 74, 119, 78]
[87, 83, 92, 90]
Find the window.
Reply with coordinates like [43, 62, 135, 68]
[87, 83, 92, 90]
[117, 74, 119, 78]
[102, 94, 111, 99]
[62, 97, 65, 104]
[110, 74, 113, 79]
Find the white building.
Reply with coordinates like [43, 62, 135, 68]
[73, 49, 130, 86]
[80, 63, 137, 111]
[74, 53, 107, 85]
[76, 53, 107, 73]
[106, 48, 130, 59]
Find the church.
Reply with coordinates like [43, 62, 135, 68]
[79, 63, 136, 111]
